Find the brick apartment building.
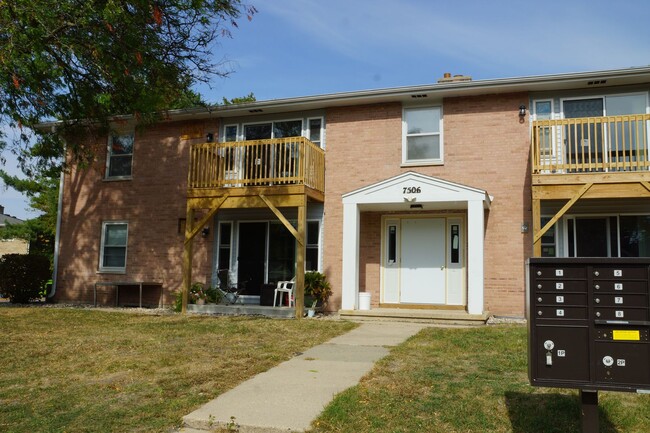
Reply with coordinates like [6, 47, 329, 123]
[51, 67, 650, 319]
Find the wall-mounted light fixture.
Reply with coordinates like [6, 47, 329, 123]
[201, 227, 210, 238]
[519, 105, 527, 118]
[521, 222, 529, 233]
[206, 132, 214, 143]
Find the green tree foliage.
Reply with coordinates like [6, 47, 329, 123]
[0, 1, 256, 264]
[0, 0, 256, 171]
[222, 92, 256, 105]
[0, 254, 51, 303]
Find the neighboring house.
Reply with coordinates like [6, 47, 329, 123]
[0, 205, 29, 257]
[52, 67, 650, 318]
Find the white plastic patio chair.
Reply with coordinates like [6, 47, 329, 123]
[273, 278, 295, 307]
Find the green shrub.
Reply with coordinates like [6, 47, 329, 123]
[305, 271, 332, 307]
[0, 254, 51, 303]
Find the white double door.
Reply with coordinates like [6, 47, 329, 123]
[384, 217, 464, 305]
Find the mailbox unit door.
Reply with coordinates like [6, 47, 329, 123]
[534, 326, 590, 382]
[595, 342, 650, 385]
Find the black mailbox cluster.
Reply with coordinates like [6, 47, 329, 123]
[527, 258, 650, 393]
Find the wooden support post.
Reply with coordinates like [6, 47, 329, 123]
[533, 183, 593, 257]
[532, 197, 541, 257]
[295, 203, 306, 319]
[181, 207, 194, 315]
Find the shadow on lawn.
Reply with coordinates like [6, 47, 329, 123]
[505, 392, 619, 433]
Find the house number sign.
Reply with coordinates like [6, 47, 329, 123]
[403, 186, 422, 194]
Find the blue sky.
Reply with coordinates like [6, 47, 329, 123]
[2, 0, 650, 219]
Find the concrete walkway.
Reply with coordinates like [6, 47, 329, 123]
[180, 322, 426, 433]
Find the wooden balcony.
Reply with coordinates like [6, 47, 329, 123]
[532, 114, 650, 178]
[182, 137, 325, 317]
[188, 136, 325, 198]
[530, 114, 650, 256]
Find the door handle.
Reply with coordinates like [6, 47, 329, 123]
[441, 265, 445, 270]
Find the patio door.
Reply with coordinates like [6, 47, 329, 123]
[563, 98, 604, 166]
[568, 217, 610, 257]
[237, 222, 267, 295]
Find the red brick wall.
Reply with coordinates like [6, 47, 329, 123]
[323, 94, 532, 316]
[55, 119, 218, 305]
[56, 93, 533, 316]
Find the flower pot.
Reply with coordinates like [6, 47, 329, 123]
[196, 298, 205, 305]
[307, 309, 316, 318]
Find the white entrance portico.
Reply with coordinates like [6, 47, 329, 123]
[341, 172, 492, 315]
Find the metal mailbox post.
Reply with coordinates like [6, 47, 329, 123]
[527, 258, 650, 433]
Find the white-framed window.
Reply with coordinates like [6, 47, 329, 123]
[307, 117, 324, 148]
[223, 125, 238, 142]
[99, 222, 128, 272]
[402, 106, 443, 165]
[540, 216, 557, 257]
[243, 119, 303, 140]
[217, 222, 232, 271]
[306, 220, 321, 271]
[533, 100, 555, 158]
[106, 132, 134, 178]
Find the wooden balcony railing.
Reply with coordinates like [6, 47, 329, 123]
[532, 114, 650, 174]
[188, 136, 325, 192]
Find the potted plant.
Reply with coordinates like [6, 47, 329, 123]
[304, 271, 332, 315]
[189, 282, 207, 305]
[307, 299, 318, 318]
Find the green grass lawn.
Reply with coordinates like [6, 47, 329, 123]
[311, 325, 650, 433]
[0, 307, 356, 433]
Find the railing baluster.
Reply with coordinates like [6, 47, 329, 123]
[188, 137, 325, 192]
[532, 114, 650, 175]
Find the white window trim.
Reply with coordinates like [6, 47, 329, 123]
[242, 118, 304, 140]
[99, 221, 128, 273]
[222, 124, 239, 142]
[105, 131, 134, 180]
[402, 106, 444, 166]
[559, 92, 649, 118]
[222, 117, 326, 145]
[307, 117, 325, 149]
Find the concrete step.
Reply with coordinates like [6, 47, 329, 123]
[339, 308, 489, 326]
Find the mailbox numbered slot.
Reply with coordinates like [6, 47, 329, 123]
[594, 308, 650, 321]
[535, 293, 587, 306]
[535, 266, 586, 279]
[593, 294, 648, 307]
[593, 280, 648, 293]
[536, 306, 587, 320]
[592, 266, 649, 280]
[534, 280, 588, 292]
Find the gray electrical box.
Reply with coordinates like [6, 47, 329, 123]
[527, 258, 650, 393]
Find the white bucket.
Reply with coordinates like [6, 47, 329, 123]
[358, 292, 371, 310]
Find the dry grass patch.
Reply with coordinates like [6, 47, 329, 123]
[0, 307, 356, 432]
[312, 325, 650, 433]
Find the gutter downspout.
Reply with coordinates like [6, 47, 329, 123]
[49, 147, 65, 299]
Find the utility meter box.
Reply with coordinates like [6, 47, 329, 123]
[527, 258, 650, 393]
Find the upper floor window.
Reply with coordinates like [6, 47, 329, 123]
[224, 125, 238, 142]
[99, 222, 128, 272]
[308, 118, 323, 148]
[403, 106, 443, 165]
[106, 132, 134, 178]
[223, 117, 325, 147]
[244, 120, 302, 140]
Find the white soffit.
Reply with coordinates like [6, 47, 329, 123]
[342, 171, 492, 211]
